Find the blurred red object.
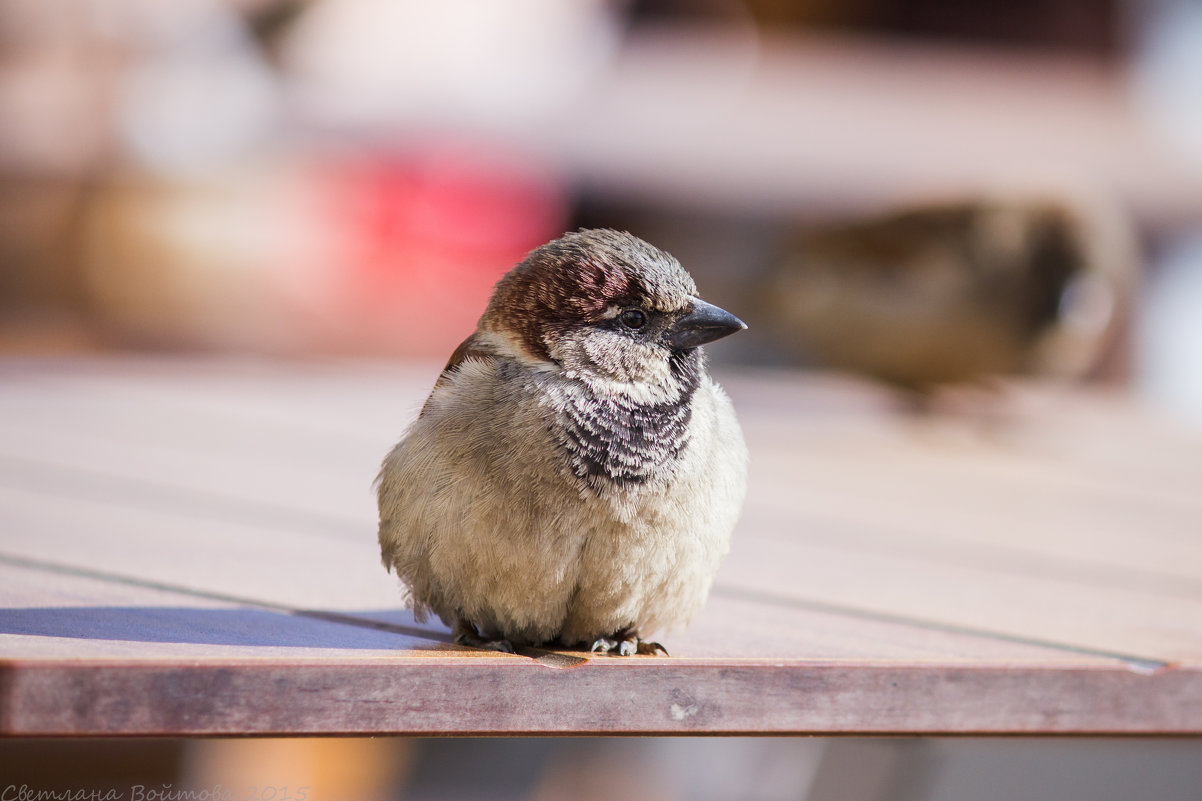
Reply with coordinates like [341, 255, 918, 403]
[81, 144, 567, 355]
[314, 147, 566, 352]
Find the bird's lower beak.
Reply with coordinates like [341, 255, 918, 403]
[666, 297, 748, 349]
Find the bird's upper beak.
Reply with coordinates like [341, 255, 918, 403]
[665, 297, 748, 350]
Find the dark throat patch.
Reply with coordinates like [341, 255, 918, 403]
[557, 349, 703, 490]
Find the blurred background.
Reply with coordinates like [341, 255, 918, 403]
[4, 736, 1202, 801]
[3, 0, 1202, 797]
[2, 0, 1201, 421]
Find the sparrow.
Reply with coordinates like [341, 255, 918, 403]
[377, 229, 748, 656]
[757, 196, 1134, 393]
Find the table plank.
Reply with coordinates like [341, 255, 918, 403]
[4, 658, 1199, 736]
[0, 486, 1112, 664]
[4, 374, 1200, 596]
[1, 358, 1200, 735]
[3, 369, 1198, 657]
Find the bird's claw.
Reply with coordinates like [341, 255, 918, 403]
[637, 639, 669, 656]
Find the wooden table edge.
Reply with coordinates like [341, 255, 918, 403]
[3, 657, 1199, 737]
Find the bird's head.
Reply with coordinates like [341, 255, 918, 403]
[479, 229, 746, 393]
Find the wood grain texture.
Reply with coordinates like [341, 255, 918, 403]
[1, 358, 1200, 735]
[3, 660, 1199, 736]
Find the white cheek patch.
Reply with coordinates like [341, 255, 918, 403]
[565, 331, 677, 404]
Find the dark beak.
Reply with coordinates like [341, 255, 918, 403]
[665, 297, 747, 350]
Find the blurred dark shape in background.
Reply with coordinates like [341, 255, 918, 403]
[755, 195, 1136, 392]
[646, 0, 1126, 57]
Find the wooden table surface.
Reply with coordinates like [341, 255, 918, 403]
[1, 358, 1200, 736]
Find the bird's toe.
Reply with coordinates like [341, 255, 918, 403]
[589, 636, 618, 654]
[637, 639, 669, 656]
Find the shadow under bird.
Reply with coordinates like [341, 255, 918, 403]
[377, 229, 748, 656]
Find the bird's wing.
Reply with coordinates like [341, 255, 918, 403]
[420, 333, 495, 417]
[435, 333, 493, 385]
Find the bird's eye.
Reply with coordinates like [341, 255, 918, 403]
[619, 309, 647, 329]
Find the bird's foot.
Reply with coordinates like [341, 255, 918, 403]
[589, 632, 668, 657]
[452, 619, 514, 654]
